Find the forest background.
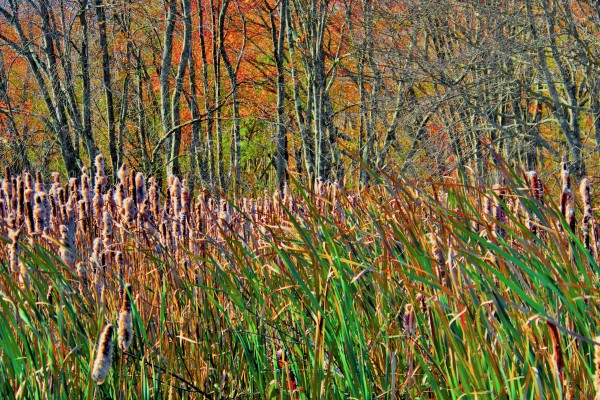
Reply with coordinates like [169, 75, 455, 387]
[1, 0, 599, 193]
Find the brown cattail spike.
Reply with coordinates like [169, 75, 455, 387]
[493, 184, 507, 240]
[118, 284, 134, 351]
[547, 321, 564, 389]
[403, 304, 416, 337]
[91, 323, 114, 384]
[594, 336, 600, 399]
[581, 178, 593, 253]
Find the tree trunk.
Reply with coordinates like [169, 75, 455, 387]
[95, 0, 117, 179]
[168, 0, 192, 178]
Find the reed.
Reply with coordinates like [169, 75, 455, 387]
[0, 159, 596, 398]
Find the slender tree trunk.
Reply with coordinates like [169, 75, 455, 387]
[79, 0, 97, 167]
[271, 0, 288, 191]
[40, 0, 81, 176]
[168, 0, 192, 178]
[95, 0, 117, 178]
[135, 54, 150, 173]
[210, 0, 225, 189]
[160, 0, 177, 175]
[198, 0, 215, 185]
[0, 49, 30, 172]
[189, 52, 206, 193]
[219, 0, 244, 195]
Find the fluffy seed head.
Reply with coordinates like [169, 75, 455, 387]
[118, 284, 133, 351]
[547, 321, 564, 387]
[135, 172, 146, 205]
[117, 164, 128, 185]
[594, 336, 600, 398]
[91, 324, 114, 384]
[581, 178, 592, 216]
[122, 197, 137, 226]
[403, 304, 416, 337]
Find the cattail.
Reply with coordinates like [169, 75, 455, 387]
[170, 177, 182, 217]
[50, 172, 61, 198]
[218, 199, 231, 241]
[91, 324, 114, 384]
[3, 166, 12, 202]
[526, 171, 542, 235]
[91, 237, 103, 268]
[46, 286, 54, 305]
[115, 183, 125, 210]
[547, 321, 564, 388]
[68, 177, 78, 201]
[128, 170, 136, 203]
[560, 162, 571, 221]
[9, 227, 21, 274]
[81, 170, 91, 216]
[148, 177, 160, 218]
[65, 193, 77, 245]
[581, 178, 593, 253]
[101, 211, 113, 244]
[59, 224, 75, 268]
[104, 188, 115, 215]
[283, 181, 290, 206]
[35, 170, 44, 193]
[118, 284, 133, 351]
[122, 197, 137, 227]
[76, 262, 88, 290]
[95, 154, 107, 191]
[181, 181, 190, 238]
[135, 172, 146, 206]
[428, 232, 445, 283]
[594, 336, 600, 399]
[565, 190, 576, 233]
[403, 303, 416, 337]
[117, 164, 128, 185]
[23, 171, 33, 190]
[18, 262, 29, 290]
[493, 184, 507, 240]
[77, 200, 87, 234]
[33, 193, 46, 234]
[181, 180, 190, 216]
[57, 187, 66, 213]
[17, 177, 24, 225]
[93, 180, 104, 217]
[115, 251, 125, 283]
[24, 188, 34, 234]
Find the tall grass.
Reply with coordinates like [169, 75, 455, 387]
[0, 161, 599, 399]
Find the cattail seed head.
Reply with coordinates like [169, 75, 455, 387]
[117, 164, 128, 185]
[593, 336, 600, 399]
[35, 170, 44, 192]
[118, 284, 133, 351]
[493, 184, 507, 240]
[101, 211, 113, 242]
[581, 178, 592, 220]
[135, 172, 146, 206]
[91, 324, 114, 384]
[18, 262, 29, 290]
[170, 177, 182, 217]
[561, 162, 571, 190]
[122, 197, 137, 227]
[547, 321, 564, 388]
[76, 262, 88, 290]
[115, 183, 125, 210]
[33, 193, 46, 234]
[95, 154, 105, 177]
[403, 303, 416, 337]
